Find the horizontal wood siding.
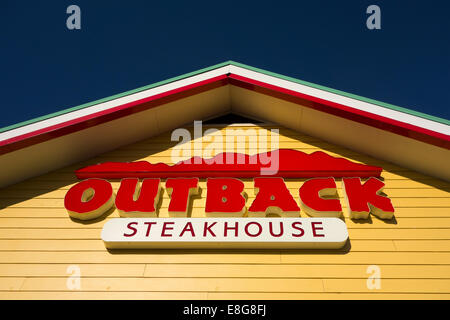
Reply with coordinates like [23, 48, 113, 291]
[0, 125, 449, 299]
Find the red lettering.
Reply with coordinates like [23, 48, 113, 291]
[144, 222, 156, 237]
[299, 178, 342, 217]
[342, 177, 394, 219]
[115, 178, 161, 217]
[205, 178, 246, 217]
[203, 222, 217, 237]
[269, 222, 284, 237]
[311, 221, 325, 237]
[124, 222, 138, 237]
[244, 222, 262, 237]
[165, 178, 199, 217]
[291, 222, 304, 237]
[224, 222, 239, 237]
[161, 222, 174, 237]
[248, 178, 300, 217]
[179, 222, 196, 237]
[64, 178, 114, 220]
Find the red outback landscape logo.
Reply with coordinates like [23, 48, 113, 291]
[64, 149, 395, 249]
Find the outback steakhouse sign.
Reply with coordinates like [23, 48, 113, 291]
[64, 149, 395, 249]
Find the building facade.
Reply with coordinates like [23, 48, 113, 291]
[0, 61, 449, 299]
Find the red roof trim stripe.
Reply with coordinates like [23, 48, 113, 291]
[0, 73, 448, 156]
[0, 75, 229, 155]
[229, 74, 450, 149]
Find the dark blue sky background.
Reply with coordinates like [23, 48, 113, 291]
[1, 1, 449, 129]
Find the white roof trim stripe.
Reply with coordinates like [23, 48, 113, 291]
[0, 66, 230, 142]
[228, 65, 450, 136]
[1, 63, 448, 146]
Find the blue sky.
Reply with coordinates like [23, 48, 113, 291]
[1, 0, 449, 129]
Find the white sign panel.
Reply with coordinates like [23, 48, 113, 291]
[101, 218, 348, 249]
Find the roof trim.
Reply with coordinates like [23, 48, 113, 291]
[229, 74, 449, 149]
[228, 65, 449, 136]
[228, 61, 450, 126]
[1, 60, 449, 135]
[0, 75, 229, 155]
[0, 61, 448, 156]
[0, 61, 232, 134]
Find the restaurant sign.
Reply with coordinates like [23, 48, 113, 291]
[64, 149, 395, 249]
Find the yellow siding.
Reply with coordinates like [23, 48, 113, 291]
[0, 125, 449, 300]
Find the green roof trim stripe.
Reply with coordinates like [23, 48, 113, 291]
[1, 60, 448, 134]
[228, 61, 450, 126]
[0, 61, 231, 134]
